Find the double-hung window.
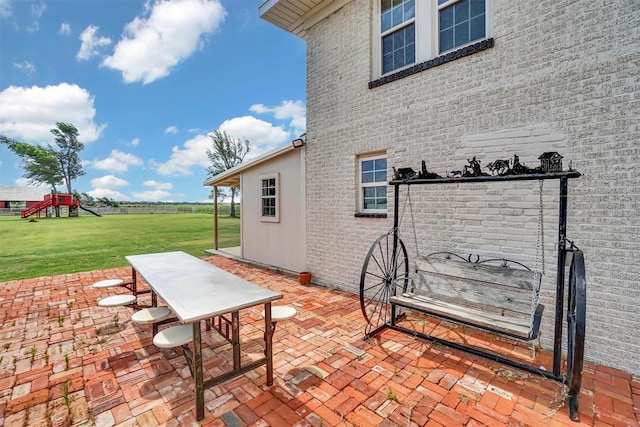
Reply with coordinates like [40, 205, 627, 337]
[260, 173, 279, 222]
[359, 155, 388, 214]
[378, 0, 492, 76]
[438, 0, 487, 53]
[381, 0, 416, 74]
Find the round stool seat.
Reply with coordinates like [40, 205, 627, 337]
[131, 307, 172, 324]
[92, 278, 124, 289]
[261, 306, 297, 322]
[98, 294, 136, 307]
[153, 325, 193, 348]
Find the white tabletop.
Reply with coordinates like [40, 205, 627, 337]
[126, 251, 282, 323]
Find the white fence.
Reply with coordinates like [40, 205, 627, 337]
[0, 206, 216, 216]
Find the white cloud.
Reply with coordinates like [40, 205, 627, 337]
[86, 188, 128, 201]
[165, 126, 178, 134]
[0, 83, 106, 143]
[13, 61, 36, 75]
[130, 137, 140, 147]
[250, 100, 306, 136]
[89, 149, 143, 173]
[90, 174, 129, 188]
[77, 25, 112, 61]
[103, 0, 226, 84]
[86, 175, 131, 201]
[59, 22, 71, 35]
[219, 116, 290, 146]
[0, 0, 12, 18]
[151, 113, 292, 176]
[132, 189, 172, 201]
[144, 180, 173, 190]
[31, 3, 46, 17]
[15, 178, 49, 188]
[151, 135, 211, 175]
[152, 134, 210, 176]
[27, 2, 46, 33]
[250, 100, 305, 121]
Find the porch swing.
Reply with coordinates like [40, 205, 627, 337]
[361, 180, 545, 340]
[358, 168, 586, 421]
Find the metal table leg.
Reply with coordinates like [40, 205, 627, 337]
[131, 267, 138, 309]
[232, 311, 240, 370]
[193, 322, 204, 420]
[264, 302, 274, 386]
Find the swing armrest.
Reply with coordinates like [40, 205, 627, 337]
[528, 304, 545, 340]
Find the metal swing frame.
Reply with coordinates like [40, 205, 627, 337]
[359, 170, 586, 421]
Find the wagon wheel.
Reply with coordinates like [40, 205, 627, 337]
[360, 233, 410, 338]
[566, 249, 586, 421]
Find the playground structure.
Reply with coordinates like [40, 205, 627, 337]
[20, 194, 101, 218]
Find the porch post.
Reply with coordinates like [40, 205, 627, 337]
[214, 186, 219, 250]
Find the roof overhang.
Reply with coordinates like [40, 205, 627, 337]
[203, 143, 296, 188]
[258, 0, 353, 38]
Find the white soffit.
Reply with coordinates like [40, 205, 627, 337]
[259, 0, 353, 37]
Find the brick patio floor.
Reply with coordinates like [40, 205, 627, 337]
[0, 255, 638, 426]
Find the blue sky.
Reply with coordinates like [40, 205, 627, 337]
[0, 0, 306, 202]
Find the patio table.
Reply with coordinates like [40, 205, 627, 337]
[125, 251, 283, 420]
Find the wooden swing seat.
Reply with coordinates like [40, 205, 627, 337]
[390, 253, 544, 340]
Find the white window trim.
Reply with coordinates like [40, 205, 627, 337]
[359, 153, 388, 214]
[260, 173, 279, 223]
[374, 0, 494, 78]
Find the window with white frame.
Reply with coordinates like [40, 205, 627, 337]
[381, 0, 416, 74]
[359, 155, 387, 213]
[260, 173, 279, 222]
[378, 0, 492, 76]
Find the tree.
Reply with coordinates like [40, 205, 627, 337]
[2, 122, 86, 217]
[208, 187, 229, 205]
[98, 197, 119, 208]
[1, 123, 85, 195]
[206, 130, 250, 217]
[50, 122, 85, 195]
[0, 136, 64, 192]
[80, 192, 95, 206]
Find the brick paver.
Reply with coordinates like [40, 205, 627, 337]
[0, 255, 638, 426]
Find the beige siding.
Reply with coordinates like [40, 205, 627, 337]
[241, 148, 306, 272]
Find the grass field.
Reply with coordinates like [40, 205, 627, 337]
[0, 213, 240, 282]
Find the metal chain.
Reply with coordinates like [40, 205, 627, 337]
[393, 185, 420, 257]
[394, 186, 409, 236]
[407, 186, 420, 258]
[537, 179, 545, 275]
[531, 179, 545, 324]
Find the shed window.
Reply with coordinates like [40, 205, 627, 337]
[260, 173, 279, 222]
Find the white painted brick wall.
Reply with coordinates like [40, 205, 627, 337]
[303, 0, 640, 375]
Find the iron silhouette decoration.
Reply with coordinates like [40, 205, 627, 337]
[393, 160, 442, 181]
[463, 156, 489, 177]
[486, 154, 540, 176]
[538, 152, 563, 172]
[392, 152, 567, 181]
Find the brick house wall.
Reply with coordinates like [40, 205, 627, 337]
[303, 0, 639, 375]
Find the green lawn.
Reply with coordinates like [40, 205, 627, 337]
[0, 213, 240, 282]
